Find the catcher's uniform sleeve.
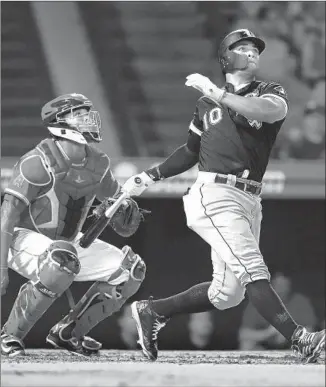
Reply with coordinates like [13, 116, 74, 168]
[96, 160, 121, 202]
[259, 82, 289, 119]
[5, 153, 52, 205]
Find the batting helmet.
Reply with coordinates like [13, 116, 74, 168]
[41, 93, 102, 144]
[218, 29, 265, 73]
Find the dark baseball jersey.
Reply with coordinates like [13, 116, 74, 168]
[189, 81, 288, 182]
[5, 138, 120, 241]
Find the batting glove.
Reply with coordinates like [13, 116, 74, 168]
[185, 73, 226, 104]
[122, 171, 155, 197]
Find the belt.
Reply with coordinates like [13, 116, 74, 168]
[197, 172, 262, 196]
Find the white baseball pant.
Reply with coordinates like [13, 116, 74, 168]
[183, 171, 270, 310]
[8, 228, 129, 284]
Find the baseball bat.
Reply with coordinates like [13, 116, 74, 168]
[79, 191, 130, 249]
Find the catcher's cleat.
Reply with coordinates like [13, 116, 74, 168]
[131, 297, 169, 361]
[46, 317, 102, 357]
[1, 331, 25, 357]
[291, 325, 325, 364]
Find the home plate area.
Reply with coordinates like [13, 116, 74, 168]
[2, 349, 325, 387]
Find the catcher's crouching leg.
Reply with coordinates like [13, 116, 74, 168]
[1, 241, 80, 357]
[47, 246, 146, 355]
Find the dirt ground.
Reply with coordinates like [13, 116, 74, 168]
[1, 349, 325, 387]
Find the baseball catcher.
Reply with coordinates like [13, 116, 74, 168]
[1, 93, 147, 357]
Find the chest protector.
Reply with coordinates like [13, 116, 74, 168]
[19, 139, 109, 241]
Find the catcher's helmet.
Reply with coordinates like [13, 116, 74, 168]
[41, 93, 102, 144]
[218, 29, 265, 73]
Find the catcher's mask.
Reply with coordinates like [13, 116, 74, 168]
[41, 93, 102, 144]
[218, 29, 265, 74]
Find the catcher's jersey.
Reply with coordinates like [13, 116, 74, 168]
[5, 138, 119, 241]
[189, 81, 288, 182]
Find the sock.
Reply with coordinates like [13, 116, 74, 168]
[151, 282, 214, 318]
[246, 279, 298, 341]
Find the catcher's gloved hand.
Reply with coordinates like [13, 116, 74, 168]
[122, 171, 155, 197]
[93, 196, 150, 238]
[185, 73, 226, 104]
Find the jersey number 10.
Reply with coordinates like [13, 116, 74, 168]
[203, 107, 223, 130]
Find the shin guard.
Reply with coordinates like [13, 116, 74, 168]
[3, 241, 80, 339]
[62, 246, 146, 339]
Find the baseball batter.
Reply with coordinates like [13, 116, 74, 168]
[0, 94, 146, 357]
[122, 30, 325, 363]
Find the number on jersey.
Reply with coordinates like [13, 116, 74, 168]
[203, 107, 222, 130]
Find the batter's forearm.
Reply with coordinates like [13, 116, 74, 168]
[221, 93, 282, 123]
[147, 144, 199, 180]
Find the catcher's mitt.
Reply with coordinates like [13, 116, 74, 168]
[93, 197, 150, 238]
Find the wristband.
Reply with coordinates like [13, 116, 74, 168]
[211, 87, 226, 103]
[145, 166, 165, 182]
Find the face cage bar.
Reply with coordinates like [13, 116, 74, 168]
[55, 105, 102, 142]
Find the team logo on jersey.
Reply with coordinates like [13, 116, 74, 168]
[244, 89, 262, 129]
[248, 119, 262, 129]
[13, 174, 25, 188]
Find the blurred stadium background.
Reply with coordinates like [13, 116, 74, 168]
[1, 1, 325, 352]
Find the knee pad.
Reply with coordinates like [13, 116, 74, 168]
[208, 279, 245, 311]
[83, 247, 146, 316]
[121, 245, 146, 281]
[35, 240, 80, 298]
[109, 245, 146, 285]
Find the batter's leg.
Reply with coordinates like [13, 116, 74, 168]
[150, 282, 214, 318]
[130, 249, 246, 361]
[245, 279, 325, 363]
[184, 184, 325, 363]
[130, 282, 213, 362]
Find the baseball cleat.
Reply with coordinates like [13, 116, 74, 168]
[1, 331, 25, 357]
[46, 318, 102, 357]
[291, 326, 325, 364]
[131, 297, 169, 361]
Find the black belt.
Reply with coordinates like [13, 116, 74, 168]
[214, 174, 262, 195]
